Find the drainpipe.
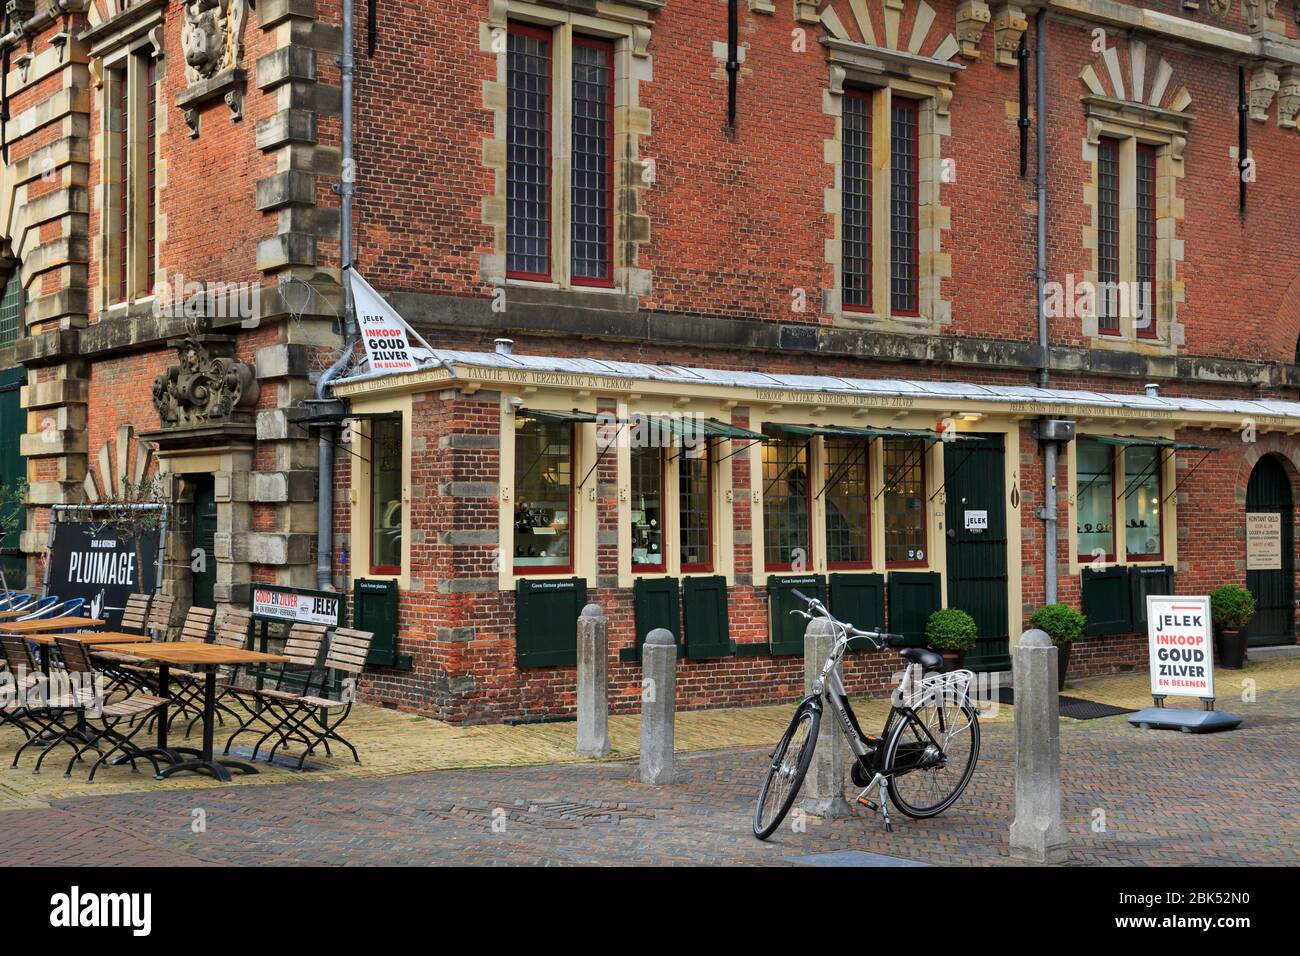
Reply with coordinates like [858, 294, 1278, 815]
[1034, 8, 1058, 605]
[726, 0, 738, 128]
[315, 0, 360, 590]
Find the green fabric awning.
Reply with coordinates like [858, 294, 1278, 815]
[1088, 435, 1216, 452]
[639, 415, 765, 441]
[518, 408, 600, 424]
[764, 423, 950, 442]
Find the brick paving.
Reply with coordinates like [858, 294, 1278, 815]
[0, 681, 1295, 866]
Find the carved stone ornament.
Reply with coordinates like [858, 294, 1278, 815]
[1278, 68, 1300, 129]
[1206, 0, 1231, 17]
[956, 0, 991, 59]
[152, 335, 258, 429]
[182, 0, 247, 85]
[992, 4, 1027, 68]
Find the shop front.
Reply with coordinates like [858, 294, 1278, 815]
[330, 349, 1300, 724]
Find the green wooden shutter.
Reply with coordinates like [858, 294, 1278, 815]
[887, 571, 942, 647]
[768, 574, 825, 655]
[829, 572, 885, 650]
[354, 577, 399, 666]
[683, 575, 731, 660]
[516, 577, 587, 668]
[1081, 565, 1132, 635]
[0, 368, 24, 590]
[1129, 564, 1175, 633]
[621, 577, 681, 663]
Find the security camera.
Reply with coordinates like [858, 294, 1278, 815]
[506, 395, 525, 412]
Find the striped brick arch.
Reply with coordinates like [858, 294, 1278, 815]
[1079, 39, 1192, 114]
[818, 0, 962, 63]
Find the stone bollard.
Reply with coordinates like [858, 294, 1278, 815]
[1009, 628, 1069, 864]
[575, 603, 610, 757]
[639, 628, 676, 784]
[797, 617, 852, 819]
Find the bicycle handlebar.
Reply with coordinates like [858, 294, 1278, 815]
[788, 588, 905, 646]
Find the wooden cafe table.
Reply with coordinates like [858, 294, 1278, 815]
[109, 642, 290, 782]
[0, 617, 105, 634]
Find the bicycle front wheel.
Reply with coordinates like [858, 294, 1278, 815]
[883, 701, 980, 819]
[752, 700, 820, 840]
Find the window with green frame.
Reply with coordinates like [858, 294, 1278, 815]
[0, 267, 22, 348]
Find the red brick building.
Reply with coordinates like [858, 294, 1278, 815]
[1, 0, 1299, 723]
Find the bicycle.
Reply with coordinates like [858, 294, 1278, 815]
[753, 589, 980, 840]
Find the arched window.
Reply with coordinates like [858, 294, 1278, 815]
[0, 266, 22, 348]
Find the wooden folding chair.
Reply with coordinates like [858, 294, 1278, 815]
[147, 594, 176, 640]
[264, 627, 375, 771]
[0, 635, 78, 771]
[52, 637, 168, 781]
[222, 623, 329, 762]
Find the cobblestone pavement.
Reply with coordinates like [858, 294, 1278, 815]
[1, 657, 1293, 812]
[1, 680, 1295, 866]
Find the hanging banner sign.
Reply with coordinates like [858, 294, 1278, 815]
[349, 270, 420, 373]
[46, 521, 159, 628]
[1146, 594, 1214, 699]
[1245, 512, 1282, 571]
[250, 584, 345, 627]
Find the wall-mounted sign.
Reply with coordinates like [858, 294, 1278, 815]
[1245, 512, 1282, 571]
[1146, 594, 1214, 700]
[251, 584, 344, 627]
[964, 510, 988, 532]
[47, 521, 159, 628]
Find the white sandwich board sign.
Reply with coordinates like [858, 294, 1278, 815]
[1146, 594, 1214, 700]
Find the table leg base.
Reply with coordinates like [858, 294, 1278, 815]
[112, 745, 183, 767]
[156, 757, 259, 782]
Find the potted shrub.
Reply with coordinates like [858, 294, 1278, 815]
[1210, 585, 1255, 670]
[1028, 603, 1087, 691]
[925, 608, 978, 670]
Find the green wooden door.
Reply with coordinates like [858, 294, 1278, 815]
[943, 433, 1010, 669]
[1245, 455, 1295, 647]
[191, 475, 217, 609]
[0, 367, 25, 591]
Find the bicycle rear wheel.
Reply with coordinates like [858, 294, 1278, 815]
[752, 700, 820, 840]
[883, 701, 979, 819]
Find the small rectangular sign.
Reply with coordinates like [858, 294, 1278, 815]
[251, 585, 344, 627]
[1245, 512, 1282, 571]
[1146, 594, 1214, 699]
[964, 510, 988, 532]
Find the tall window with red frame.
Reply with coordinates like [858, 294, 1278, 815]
[630, 445, 665, 572]
[571, 36, 614, 286]
[1096, 137, 1121, 334]
[506, 23, 552, 281]
[144, 54, 158, 297]
[842, 89, 872, 311]
[1135, 144, 1157, 338]
[763, 436, 811, 570]
[678, 443, 712, 572]
[883, 437, 926, 567]
[112, 66, 129, 304]
[825, 437, 870, 569]
[889, 98, 919, 315]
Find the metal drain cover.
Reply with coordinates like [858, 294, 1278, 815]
[787, 849, 931, 867]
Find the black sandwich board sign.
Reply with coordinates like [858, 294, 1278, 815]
[46, 521, 159, 629]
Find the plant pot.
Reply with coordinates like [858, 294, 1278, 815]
[1056, 642, 1072, 692]
[927, 646, 964, 672]
[1215, 627, 1248, 670]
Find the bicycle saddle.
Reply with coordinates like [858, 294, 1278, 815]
[898, 647, 945, 673]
